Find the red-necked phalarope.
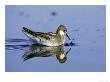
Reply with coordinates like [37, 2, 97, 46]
[22, 25, 71, 46]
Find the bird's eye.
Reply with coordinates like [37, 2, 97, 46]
[64, 29, 67, 32]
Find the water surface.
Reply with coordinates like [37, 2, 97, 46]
[5, 5, 106, 72]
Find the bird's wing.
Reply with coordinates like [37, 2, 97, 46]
[34, 32, 56, 40]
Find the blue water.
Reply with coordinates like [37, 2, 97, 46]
[5, 5, 106, 72]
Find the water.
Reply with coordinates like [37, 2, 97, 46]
[5, 5, 106, 72]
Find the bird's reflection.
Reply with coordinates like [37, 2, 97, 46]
[22, 45, 71, 63]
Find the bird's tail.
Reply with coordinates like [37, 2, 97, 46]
[22, 27, 38, 41]
[22, 27, 35, 34]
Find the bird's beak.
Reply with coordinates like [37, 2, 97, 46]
[66, 33, 71, 40]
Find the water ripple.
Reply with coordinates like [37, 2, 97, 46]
[5, 38, 77, 50]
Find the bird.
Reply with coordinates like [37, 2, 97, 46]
[22, 25, 71, 46]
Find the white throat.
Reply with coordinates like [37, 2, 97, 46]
[59, 30, 65, 36]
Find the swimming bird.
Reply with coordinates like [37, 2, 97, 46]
[22, 25, 71, 46]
